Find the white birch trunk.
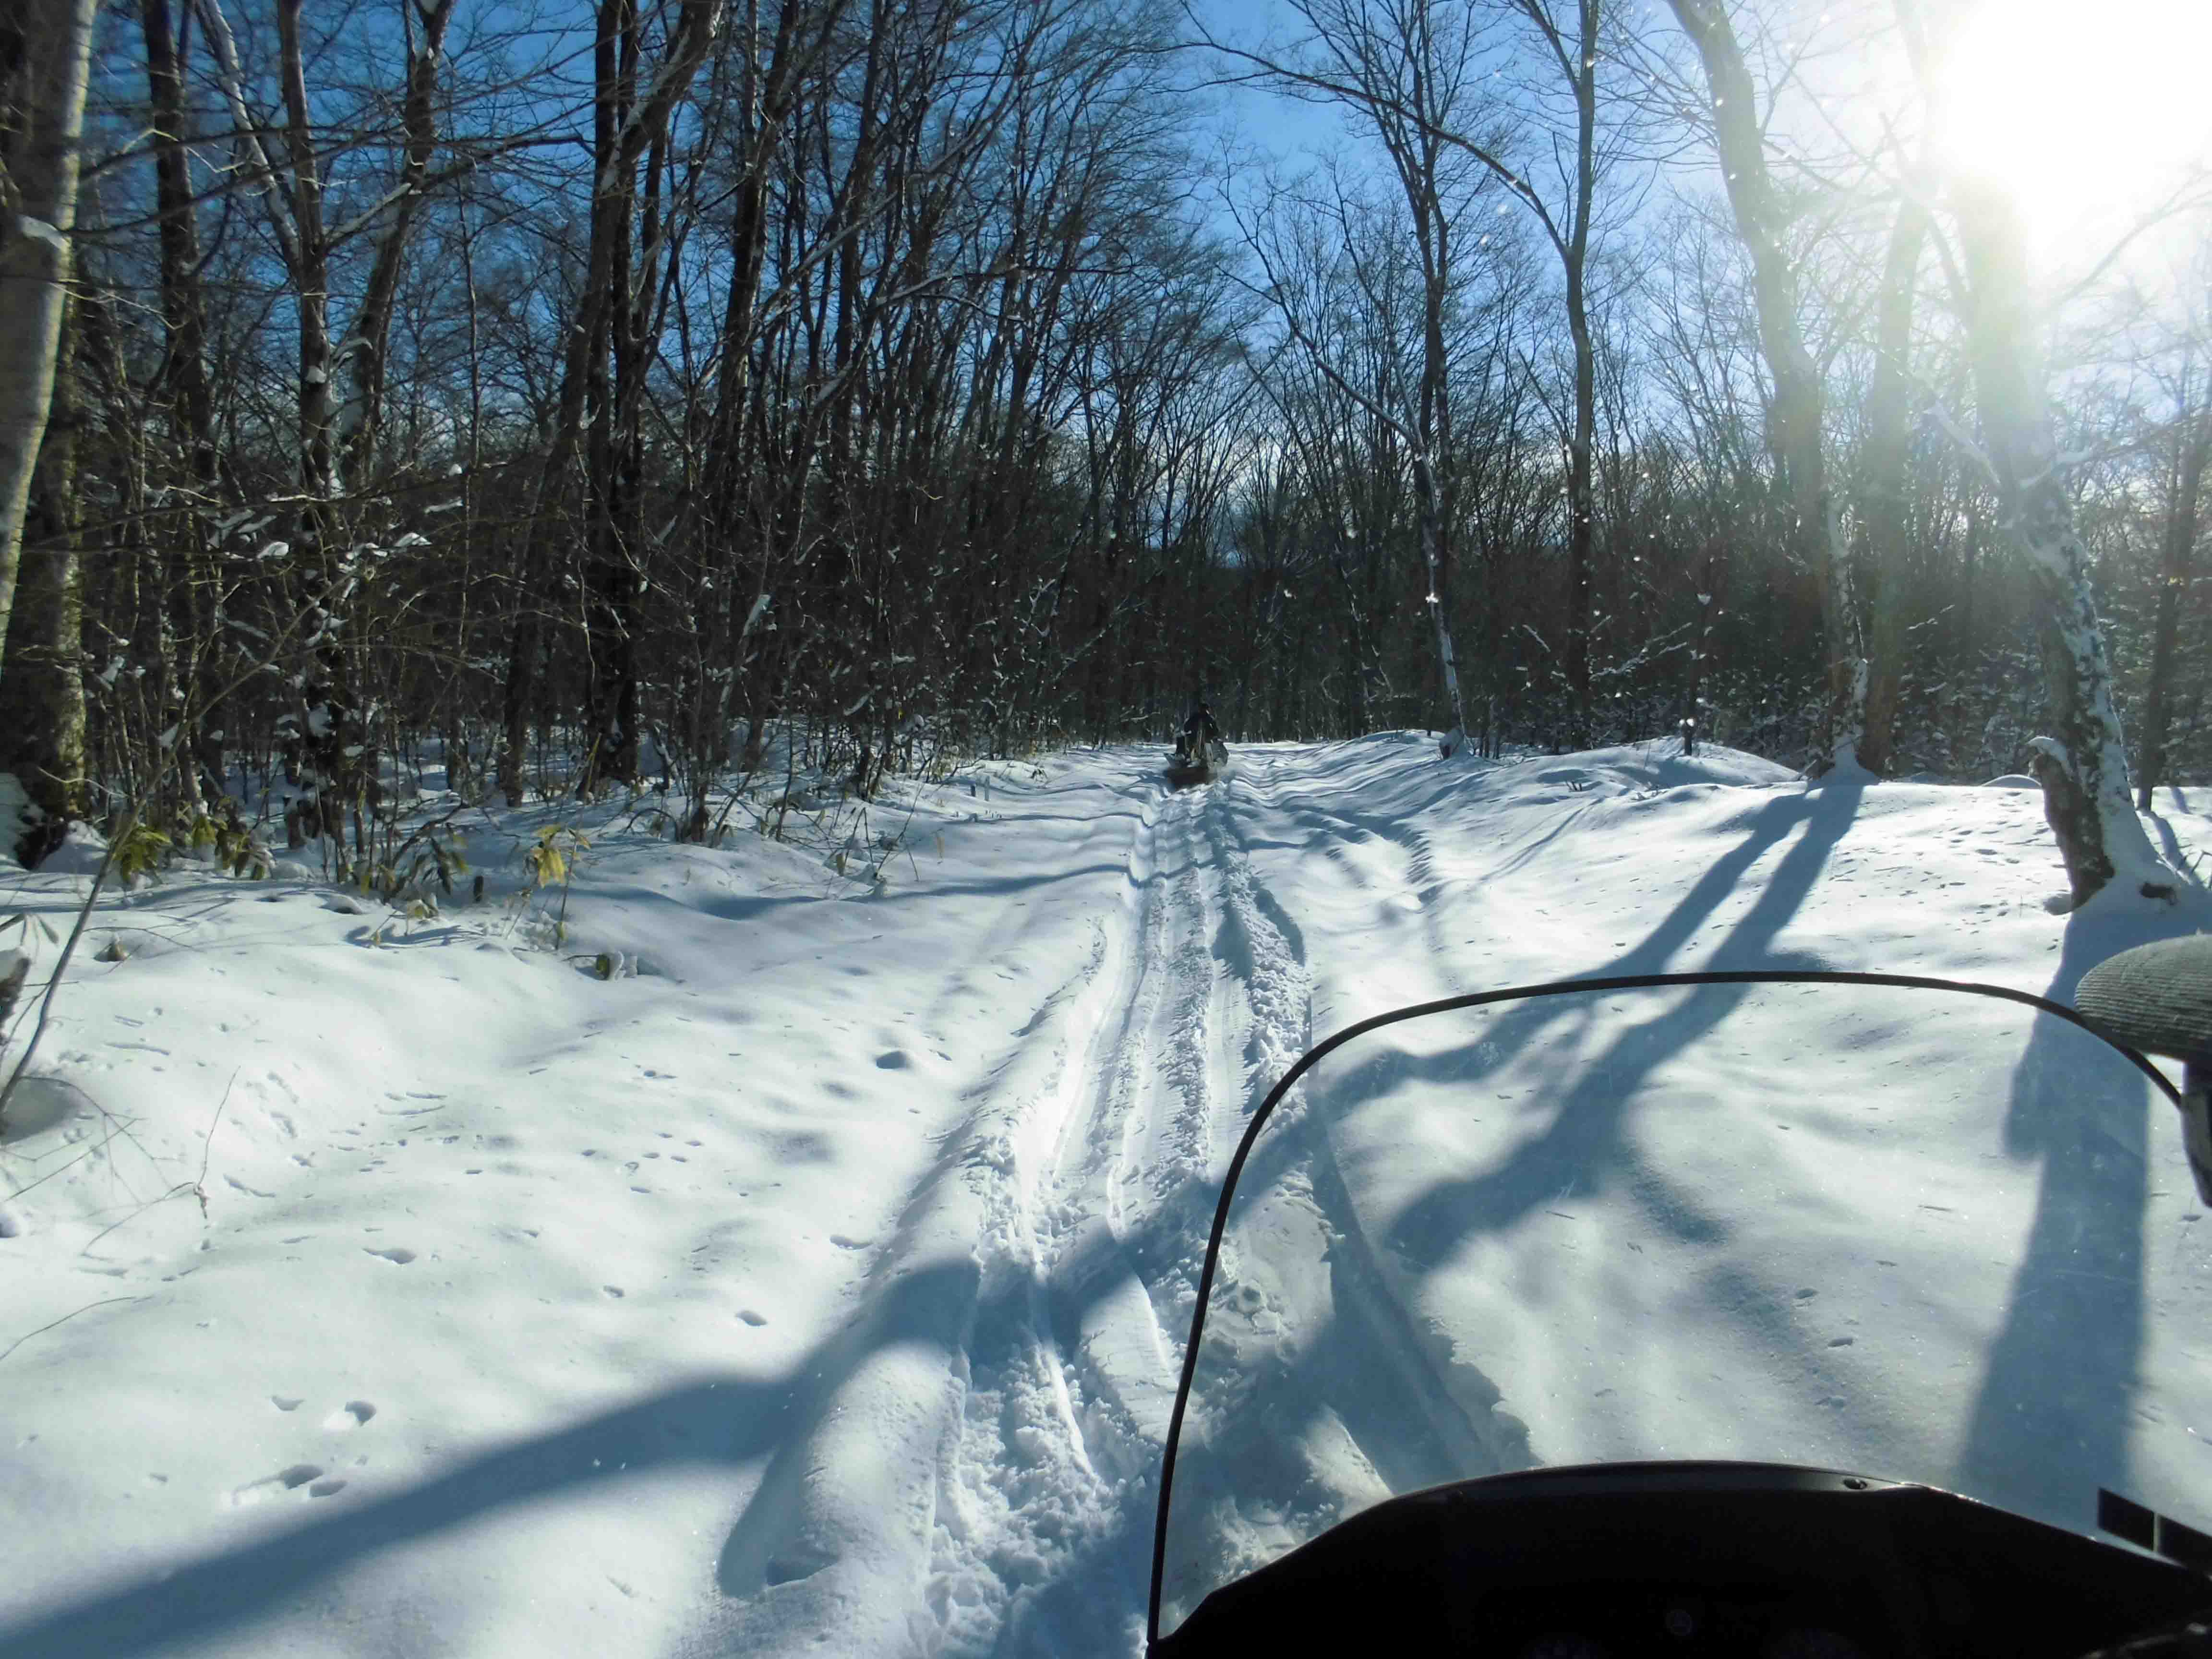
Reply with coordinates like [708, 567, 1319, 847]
[0, 0, 99, 683]
[1954, 181, 2176, 908]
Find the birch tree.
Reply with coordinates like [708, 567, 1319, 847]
[1953, 180, 2175, 906]
[0, 0, 99, 684]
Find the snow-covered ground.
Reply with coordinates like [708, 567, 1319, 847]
[2, 738, 2209, 1657]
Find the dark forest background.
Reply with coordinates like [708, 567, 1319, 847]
[2, 0, 2207, 881]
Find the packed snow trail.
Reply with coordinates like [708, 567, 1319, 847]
[3, 738, 2211, 1659]
[686, 753, 1388, 1656]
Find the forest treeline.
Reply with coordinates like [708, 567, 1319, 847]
[0, 0, 2206, 899]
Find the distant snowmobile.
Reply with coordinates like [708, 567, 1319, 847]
[1166, 702, 1226, 787]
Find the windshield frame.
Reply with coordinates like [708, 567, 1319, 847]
[1143, 967, 2184, 1649]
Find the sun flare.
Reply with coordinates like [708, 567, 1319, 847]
[1936, 0, 2212, 261]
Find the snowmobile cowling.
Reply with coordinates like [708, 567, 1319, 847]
[1146, 967, 2212, 1659]
[1152, 1459, 2211, 1658]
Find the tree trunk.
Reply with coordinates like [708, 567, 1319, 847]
[1855, 194, 1928, 776]
[1953, 180, 2170, 907]
[495, 0, 724, 800]
[142, 0, 232, 804]
[1665, 0, 1866, 775]
[2136, 369, 2210, 810]
[1562, 0, 1598, 746]
[1413, 111, 1469, 755]
[1413, 452, 1469, 752]
[142, 0, 221, 499]
[0, 0, 99, 683]
[336, 0, 458, 492]
[271, 0, 359, 848]
[0, 285, 85, 858]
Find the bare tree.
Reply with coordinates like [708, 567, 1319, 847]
[1659, 0, 1867, 776]
[194, 0, 466, 849]
[1853, 185, 1929, 777]
[1206, 0, 1515, 750]
[495, 0, 726, 805]
[2134, 276, 2212, 811]
[1489, 0, 1603, 742]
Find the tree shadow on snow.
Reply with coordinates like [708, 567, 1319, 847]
[49, 775, 2192, 1659]
[0, 1257, 1000, 1659]
[1954, 900, 2200, 1535]
[0, 1092, 1318, 1659]
[1321, 778, 1865, 1261]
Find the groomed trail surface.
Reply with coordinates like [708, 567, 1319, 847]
[1, 738, 2210, 1658]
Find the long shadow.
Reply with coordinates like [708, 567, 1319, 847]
[1303, 779, 1851, 1169]
[0, 1071, 1325, 1659]
[0, 1262, 980, 1659]
[579, 861, 1143, 927]
[1380, 779, 1863, 1261]
[1955, 901, 2200, 1532]
[697, 777, 1872, 1652]
[2142, 794, 2207, 893]
[975, 776, 1862, 1647]
[0, 773, 1881, 1659]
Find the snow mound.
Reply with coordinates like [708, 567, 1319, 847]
[1511, 740, 1798, 797]
[32, 822, 109, 877]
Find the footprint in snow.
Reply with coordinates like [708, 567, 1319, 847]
[874, 1050, 910, 1070]
[322, 1401, 376, 1431]
[737, 1310, 768, 1327]
[271, 1395, 303, 1412]
[363, 1247, 416, 1265]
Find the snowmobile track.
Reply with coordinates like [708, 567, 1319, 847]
[704, 749, 1527, 1658]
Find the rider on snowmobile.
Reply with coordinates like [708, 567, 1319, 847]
[1177, 699, 1222, 763]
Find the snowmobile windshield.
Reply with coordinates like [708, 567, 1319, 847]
[1150, 974, 2212, 1641]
